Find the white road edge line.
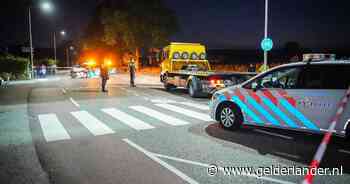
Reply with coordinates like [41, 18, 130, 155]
[254, 129, 293, 140]
[69, 97, 80, 108]
[152, 153, 296, 184]
[274, 152, 300, 159]
[153, 153, 210, 168]
[122, 139, 199, 184]
[338, 149, 350, 154]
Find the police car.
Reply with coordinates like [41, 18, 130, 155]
[209, 60, 350, 139]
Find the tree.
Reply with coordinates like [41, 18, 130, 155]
[284, 41, 301, 61]
[81, 0, 179, 68]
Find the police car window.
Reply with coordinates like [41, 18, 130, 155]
[245, 67, 301, 89]
[299, 66, 323, 89]
[322, 65, 350, 89]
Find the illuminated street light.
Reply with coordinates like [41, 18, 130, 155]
[60, 30, 66, 36]
[40, 2, 53, 12]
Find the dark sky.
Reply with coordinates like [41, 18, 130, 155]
[1, 0, 350, 49]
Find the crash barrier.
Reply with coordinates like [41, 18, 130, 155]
[0, 76, 10, 88]
[31, 67, 72, 78]
[302, 86, 350, 184]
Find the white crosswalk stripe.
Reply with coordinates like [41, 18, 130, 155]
[155, 104, 213, 122]
[38, 103, 211, 142]
[129, 106, 189, 126]
[38, 114, 71, 142]
[102, 108, 155, 130]
[71, 111, 115, 136]
[178, 102, 209, 111]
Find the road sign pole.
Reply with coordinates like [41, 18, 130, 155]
[263, 0, 269, 71]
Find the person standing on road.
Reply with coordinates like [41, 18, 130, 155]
[100, 63, 109, 92]
[248, 64, 256, 72]
[128, 58, 136, 87]
[41, 64, 47, 78]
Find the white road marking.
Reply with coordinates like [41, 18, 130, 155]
[123, 139, 199, 184]
[102, 108, 155, 130]
[151, 152, 296, 184]
[69, 97, 80, 108]
[178, 102, 209, 111]
[38, 114, 71, 142]
[155, 104, 213, 122]
[153, 153, 210, 168]
[274, 152, 300, 159]
[151, 99, 177, 104]
[338, 149, 350, 155]
[254, 129, 293, 140]
[61, 88, 66, 94]
[71, 111, 115, 136]
[129, 106, 189, 126]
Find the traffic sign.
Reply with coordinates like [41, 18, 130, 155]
[261, 38, 273, 52]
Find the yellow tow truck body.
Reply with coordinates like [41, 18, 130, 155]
[160, 42, 256, 97]
[160, 42, 211, 74]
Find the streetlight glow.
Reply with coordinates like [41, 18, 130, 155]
[60, 30, 66, 36]
[40, 2, 53, 12]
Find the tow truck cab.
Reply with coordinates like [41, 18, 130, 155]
[160, 42, 256, 97]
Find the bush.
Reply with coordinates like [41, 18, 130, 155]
[0, 54, 30, 80]
[37, 58, 58, 66]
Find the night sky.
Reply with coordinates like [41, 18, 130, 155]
[1, 0, 350, 49]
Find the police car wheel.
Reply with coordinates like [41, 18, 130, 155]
[219, 103, 242, 130]
[345, 123, 350, 141]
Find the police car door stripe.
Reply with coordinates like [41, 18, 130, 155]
[262, 90, 278, 105]
[277, 89, 297, 107]
[246, 95, 281, 126]
[231, 96, 264, 125]
[247, 90, 262, 104]
[71, 111, 115, 136]
[155, 104, 212, 122]
[38, 114, 71, 142]
[279, 99, 319, 130]
[260, 96, 298, 128]
[129, 106, 189, 126]
[234, 89, 246, 101]
[102, 108, 155, 130]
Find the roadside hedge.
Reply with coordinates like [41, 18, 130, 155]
[36, 58, 58, 66]
[0, 54, 29, 80]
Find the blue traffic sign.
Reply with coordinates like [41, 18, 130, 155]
[261, 38, 273, 52]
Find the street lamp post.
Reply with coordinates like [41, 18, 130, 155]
[28, 7, 34, 79]
[53, 31, 57, 65]
[263, 0, 269, 71]
[27, 1, 54, 79]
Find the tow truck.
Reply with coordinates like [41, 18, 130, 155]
[160, 42, 256, 97]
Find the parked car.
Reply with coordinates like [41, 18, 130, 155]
[71, 65, 88, 79]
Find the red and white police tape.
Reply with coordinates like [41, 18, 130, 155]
[302, 86, 350, 184]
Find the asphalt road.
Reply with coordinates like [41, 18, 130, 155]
[1, 73, 350, 184]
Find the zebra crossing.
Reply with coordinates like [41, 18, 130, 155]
[36, 101, 212, 142]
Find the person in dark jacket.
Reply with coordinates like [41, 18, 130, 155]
[248, 64, 256, 73]
[128, 58, 136, 87]
[100, 63, 109, 92]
